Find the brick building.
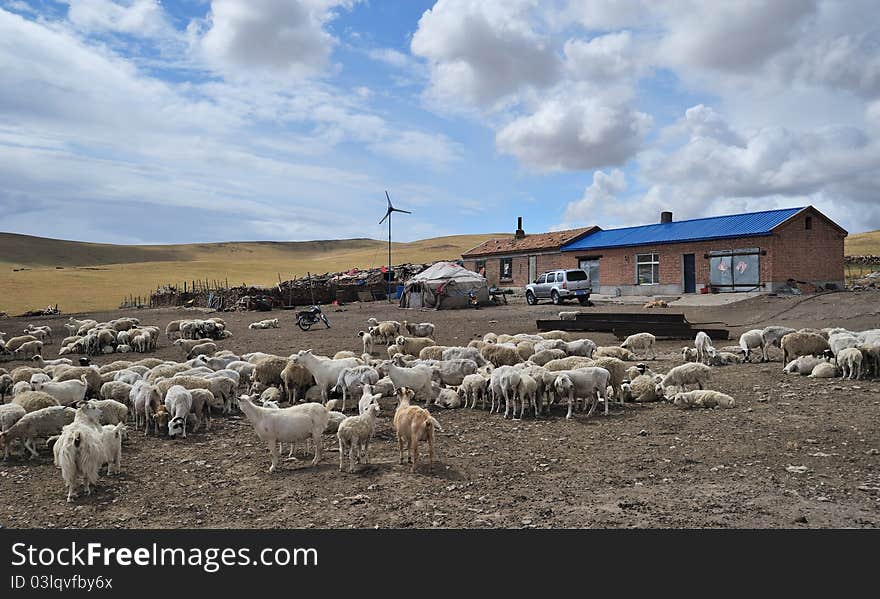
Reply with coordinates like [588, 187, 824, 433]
[461, 206, 846, 294]
[560, 206, 846, 295]
[461, 218, 599, 287]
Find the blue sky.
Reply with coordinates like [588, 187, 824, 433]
[1, 0, 878, 244]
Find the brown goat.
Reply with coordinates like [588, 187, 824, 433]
[392, 387, 442, 473]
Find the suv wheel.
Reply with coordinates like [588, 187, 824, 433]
[525, 291, 537, 305]
[578, 297, 591, 306]
[551, 290, 562, 305]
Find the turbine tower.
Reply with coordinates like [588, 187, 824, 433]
[378, 190, 411, 301]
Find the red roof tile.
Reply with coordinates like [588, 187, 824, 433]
[461, 226, 599, 258]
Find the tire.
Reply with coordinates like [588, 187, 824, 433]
[578, 297, 591, 306]
[525, 291, 537, 305]
[297, 317, 312, 331]
[322, 316, 331, 328]
[551, 291, 562, 305]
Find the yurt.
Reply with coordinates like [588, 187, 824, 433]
[399, 262, 489, 309]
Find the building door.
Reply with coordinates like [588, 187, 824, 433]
[683, 254, 696, 293]
[579, 259, 600, 289]
[528, 256, 537, 283]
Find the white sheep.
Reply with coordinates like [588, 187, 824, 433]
[248, 319, 280, 330]
[358, 385, 383, 415]
[552, 367, 611, 418]
[0, 405, 75, 459]
[29, 373, 51, 388]
[694, 332, 716, 364]
[186, 342, 217, 360]
[292, 350, 360, 404]
[332, 365, 380, 412]
[237, 396, 330, 472]
[403, 321, 435, 338]
[358, 330, 376, 355]
[34, 375, 89, 406]
[621, 374, 663, 403]
[620, 333, 657, 360]
[784, 355, 829, 376]
[337, 403, 381, 473]
[377, 360, 434, 405]
[99, 422, 126, 475]
[672, 390, 735, 409]
[516, 373, 538, 419]
[14, 340, 43, 359]
[441, 346, 488, 367]
[738, 329, 764, 362]
[55, 401, 104, 501]
[433, 387, 462, 409]
[658, 363, 712, 393]
[837, 347, 863, 380]
[458, 373, 489, 409]
[165, 385, 193, 438]
[90, 399, 129, 425]
[489, 366, 520, 417]
[828, 333, 860, 356]
[0, 403, 26, 460]
[809, 362, 839, 378]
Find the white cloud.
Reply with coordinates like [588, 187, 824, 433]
[66, 0, 172, 38]
[558, 169, 626, 227]
[194, 0, 355, 79]
[0, 7, 465, 243]
[561, 0, 653, 30]
[496, 96, 651, 172]
[369, 130, 462, 169]
[367, 47, 413, 69]
[563, 31, 641, 83]
[657, 0, 817, 73]
[410, 0, 561, 109]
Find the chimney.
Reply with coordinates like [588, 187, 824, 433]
[660, 211, 673, 224]
[514, 216, 525, 239]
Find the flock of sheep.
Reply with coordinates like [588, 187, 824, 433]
[0, 312, 878, 504]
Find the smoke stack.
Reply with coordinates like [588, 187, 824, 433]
[660, 211, 673, 224]
[515, 216, 525, 239]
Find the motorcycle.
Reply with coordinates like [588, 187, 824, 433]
[467, 289, 479, 309]
[296, 305, 331, 331]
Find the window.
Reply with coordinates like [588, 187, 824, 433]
[636, 253, 660, 285]
[500, 258, 513, 280]
[805, 216, 813, 230]
[474, 260, 486, 277]
[535, 274, 546, 284]
[565, 270, 588, 281]
[547, 272, 556, 283]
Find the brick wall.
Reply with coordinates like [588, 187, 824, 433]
[466, 208, 845, 293]
[464, 251, 578, 287]
[767, 210, 845, 287]
[567, 238, 773, 293]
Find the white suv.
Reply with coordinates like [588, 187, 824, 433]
[525, 269, 592, 305]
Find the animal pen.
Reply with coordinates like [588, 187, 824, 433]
[141, 263, 437, 311]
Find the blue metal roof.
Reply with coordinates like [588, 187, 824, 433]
[562, 207, 806, 252]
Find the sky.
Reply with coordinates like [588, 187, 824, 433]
[0, 0, 878, 244]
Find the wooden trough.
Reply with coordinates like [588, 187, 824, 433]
[536, 312, 729, 341]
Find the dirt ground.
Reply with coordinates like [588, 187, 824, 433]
[1, 291, 879, 529]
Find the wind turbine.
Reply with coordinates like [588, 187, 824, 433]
[378, 190, 411, 301]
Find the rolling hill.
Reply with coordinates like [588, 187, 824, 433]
[844, 229, 880, 256]
[0, 232, 502, 314]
